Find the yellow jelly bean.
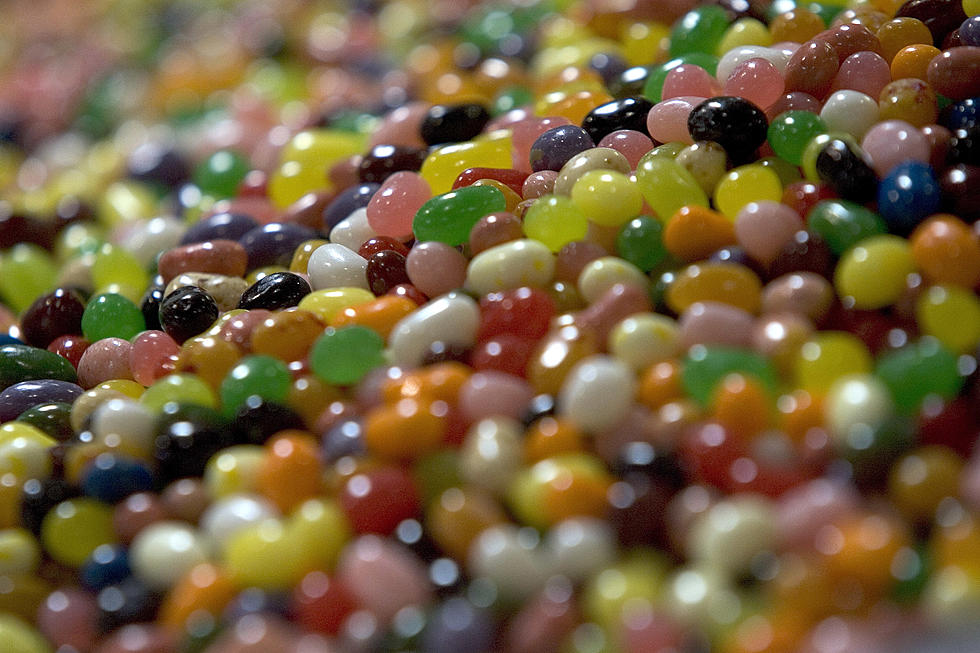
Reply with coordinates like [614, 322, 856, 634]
[713, 164, 783, 219]
[298, 287, 376, 323]
[634, 155, 709, 222]
[665, 262, 762, 314]
[522, 195, 589, 252]
[91, 243, 149, 295]
[0, 423, 56, 448]
[834, 235, 915, 309]
[717, 18, 772, 54]
[268, 130, 368, 208]
[571, 170, 644, 228]
[223, 518, 310, 590]
[95, 379, 145, 399]
[40, 498, 115, 567]
[0, 613, 54, 653]
[286, 498, 352, 570]
[420, 135, 513, 195]
[608, 313, 681, 371]
[916, 285, 980, 354]
[97, 180, 158, 227]
[140, 374, 218, 412]
[203, 445, 265, 498]
[794, 331, 873, 392]
[0, 528, 41, 575]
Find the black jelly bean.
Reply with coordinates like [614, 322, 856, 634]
[815, 138, 879, 203]
[420, 103, 491, 146]
[948, 125, 980, 166]
[20, 287, 87, 348]
[238, 271, 312, 311]
[98, 578, 162, 632]
[609, 65, 652, 99]
[21, 477, 81, 536]
[140, 283, 165, 332]
[127, 142, 190, 190]
[158, 286, 220, 344]
[153, 404, 233, 483]
[231, 397, 306, 446]
[582, 96, 654, 143]
[939, 163, 980, 221]
[357, 144, 428, 184]
[688, 96, 768, 162]
[896, 0, 968, 46]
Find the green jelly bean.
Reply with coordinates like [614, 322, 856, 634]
[193, 149, 250, 199]
[875, 337, 965, 413]
[0, 345, 78, 390]
[414, 185, 506, 246]
[616, 216, 667, 272]
[309, 325, 387, 386]
[220, 355, 292, 416]
[767, 111, 827, 167]
[16, 403, 74, 442]
[682, 345, 779, 406]
[836, 415, 915, 488]
[669, 5, 730, 57]
[493, 86, 533, 116]
[807, 200, 887, 256]
[0, 244, 58, 314]
[81, 293, 146, 342]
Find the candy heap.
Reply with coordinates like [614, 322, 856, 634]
[1, 0, 980, 651]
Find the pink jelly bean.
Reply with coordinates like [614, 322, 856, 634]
[405, 241, 468, 297]
[77, 337, 135, 388]
[860, 119, 931, 177]
[521, 170, 558, 199]
[765, 91, 821, 120]
[457, 371, 535, 424]
[368, 101, 431, 148]
[829, 51, 891, 99]
[366, 170, 431, 240]
[646, 96, 704, 145]
[662, 64, 720, 100]
[734, 200, 804, 264]
[598, 129, 655, 169]
[335, 535, 433, 623]
[678, 301, 756, 349]
[130, 330, 180, 386]
[723, 58, 785, 110]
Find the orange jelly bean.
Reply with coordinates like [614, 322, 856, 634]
[330, 295, 417, 340]
[175, 336, 242, 391]
[663, 205, 737, 263]
[255, 431, 324, 513]
[889, 44, 941, 81]
[159, 562, 238, 629]
[910, 215, 980, 288]
[523, 416, 586, 463]
[637, 359, 684, 410]
[250, 309, 325, 363]
[665, 262, 763, 314]
[426, 486, 508, 561]
[363, 397, 448, 460]
[711, 373, 772, 439]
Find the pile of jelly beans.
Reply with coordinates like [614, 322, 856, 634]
[2, 0, 980, 651]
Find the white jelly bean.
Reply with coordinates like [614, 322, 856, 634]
[329, 206, 377, 251]
[308, 242, 370, 291]
[686, 495, 777, 577]
[129, 521, 209, 590]
[200, 493, 280, 550]
[388, 292, 479, 367]
[558, 355, 637, 433]
[820, 90, 880, 140]
[577, 256, 648, 304]
[119, 215, 186, 266]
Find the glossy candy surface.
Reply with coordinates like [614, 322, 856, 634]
[0, 1, 979, 651]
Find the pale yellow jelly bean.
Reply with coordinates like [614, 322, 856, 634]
[71, 388, 130, 432]
[0, 437, 53, 481]
[465, 239, 556, 296]
[165, 272, 249, 312]
[458, 417, 524, 495]
[577, 256, 648, 304]
[608, 313, 681, 371]
[203, 445, 266, 498]
[297, 287, 375, 323]
[552, 147, 631, 196]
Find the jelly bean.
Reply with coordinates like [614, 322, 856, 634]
[553, 147, 631, 197]
[405, 241, 468, 298]
[0, 345, 77, 391]
[634, 156, 709, 220]
[0, 244, 59, 314]
[645, 54, 721, 104]
[388, 293, 480, 368]
[414, 184, 505, 246]
[309, 326, 386, 386]
[795, 331, 873, 392]
[670, 6, 731, 57]
[814, 137, 878, 203]
[723, 58, 785, 110]
[41, 497, 116, 567]
[219, 355, 291, 416]
[734, 201, 803, 265]
[927, 46, 980, 100]
[570, 170, 643, 228]
[915, 285, 980, 353]
[834, 235, 915, 309]
[878, 78, 939, 127]
[817, 91, 880, 143]
[307, 243, 369, 292]
[682, 345, 779, 406]
[616, 216, 668, 271]
[688, 96, 769, 162]
[268, 130, 367, 207]
[807, 199, 887, 255]
[646, 96, 703, 145]
[665, 262, 763, 314]
[663, 65, 720, 101]
[581, 97, 653, 143]
[20, 288, 86, 349]
[910, 215, 980, 287]
[784, 40, 840, 100]
[714, 164, 784, 218]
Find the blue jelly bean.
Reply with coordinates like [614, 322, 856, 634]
[81, 544, 131, 591]
[420, 597, 497, 653]
[0, 334, 23, 345]
[82, 453, 155, 503]
[960, 16, 980, 46]
[180, 212, 259, 245]
[223, 588, 291, 622]
[529, 125, 594, 172]
[239, 222, 318, 269]
[322, 183, 380, 231]
[945, 97, 979, 130]
[877, 161, 942, 235]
